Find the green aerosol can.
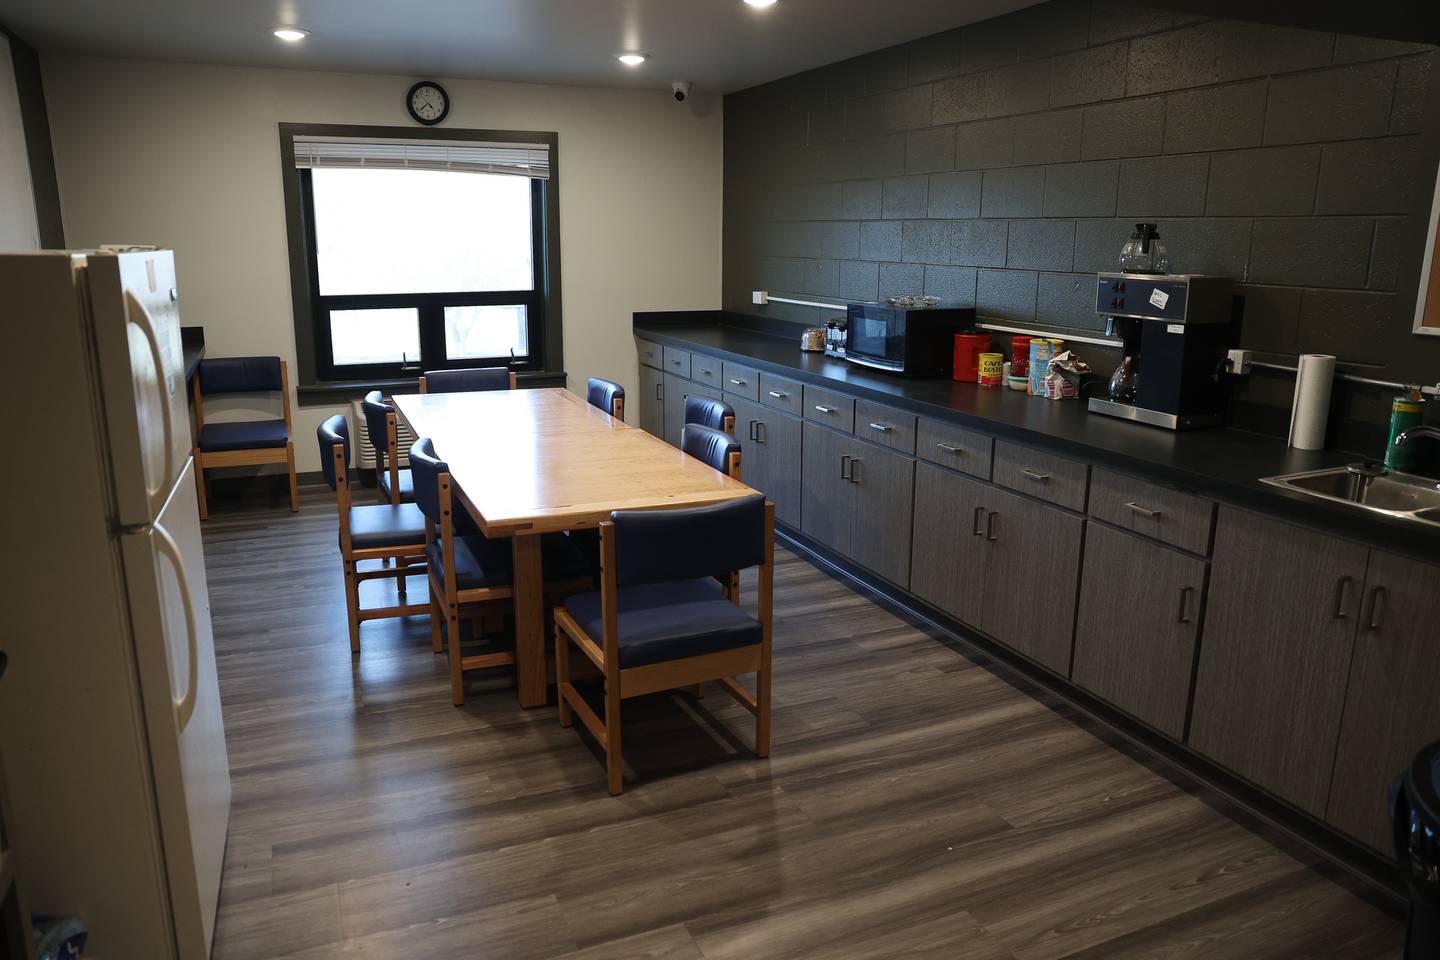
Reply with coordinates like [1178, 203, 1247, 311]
[1383, 388, 1427, 472]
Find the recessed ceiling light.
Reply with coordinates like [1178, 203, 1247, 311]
[616, 53, 647, 66]
[273, 27, 309, 42]
[744, 0, 779, 7]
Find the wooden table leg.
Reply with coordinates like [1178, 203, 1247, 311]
[512, 532, 547, 707]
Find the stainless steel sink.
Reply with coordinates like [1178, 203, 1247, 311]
[1260, 464, 1440, 527]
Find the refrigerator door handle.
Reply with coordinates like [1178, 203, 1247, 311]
[125, 290, 176, 498]
[152, 519, 199, 731]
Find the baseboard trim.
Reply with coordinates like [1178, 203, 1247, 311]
[773, 523, 1407, 912]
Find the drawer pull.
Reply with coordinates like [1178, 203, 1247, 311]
[729, 377, 747, 386]
[1333, 576, 1353, 620]
[1125, 501, 1162, 519]
[985, 511, 999, 541]
[1178, 585, 1195, 624]
[814, 404, 836, 414]
[768, 390, 789, 399]
[972, 506, 985, 537]
[672, 359, 684, 367]
[936, 442, 964, 455]
[1366, 586, 1387, 631]
[699, 367, 713, 375]
[1020, 469, 1051, 482]
[868, 422, 892, 433]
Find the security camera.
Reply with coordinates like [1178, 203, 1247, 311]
[672, 82, 692, 103]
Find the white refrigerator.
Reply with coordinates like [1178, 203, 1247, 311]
[0, 249, 231, 958]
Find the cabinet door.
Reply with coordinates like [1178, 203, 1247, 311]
[662, 372, 688, 448]
[910, 463, 991, 626]
[1188, 507, 1369, 816]
[848, 442, 915, 587]
[981, 485, 1083, 674]
[1072, 522, 1207, 739]
[800, 422, 853, 555]
[753, 404, 802, 528]
[1328, 551, 1440, 851]
[638, 366, 664, 437]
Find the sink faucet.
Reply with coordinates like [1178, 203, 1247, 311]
[1395, 425, 1440, 447]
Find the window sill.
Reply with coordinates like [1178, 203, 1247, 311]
[296, 369, 568, 406]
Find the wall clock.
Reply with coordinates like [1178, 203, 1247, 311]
[407, 81, 450, 126]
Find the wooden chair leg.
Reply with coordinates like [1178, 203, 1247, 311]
[395, 560, 408, 598]
[555, 619, 573, 728]
[756, 665, 771, 759]
[429, 588, 443, 654]
[343, 560, 361, 654]
[285, 441, 299, 513]
[447, 603, 465, 706]
[605, 679, 623, 795]
[193, 447, 208, 520]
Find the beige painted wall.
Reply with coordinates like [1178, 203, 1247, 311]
[0, 38, 40, 249]
[42, 54, 722, 471]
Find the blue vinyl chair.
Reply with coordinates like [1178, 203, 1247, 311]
[362, 391, 413, 505]
[411, 438, 594, 705]
[586, 378, 626, 421]
[419, 367, 516, 394]
[191, 356, 297, 519]
[684, 395, 736, 436]
[317, 415, 429, 654]
[554, 495, 775, 795]
[680, 424, 742, 481]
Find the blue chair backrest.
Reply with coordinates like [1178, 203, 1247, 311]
[408, 437, 445, 524]
[681, 424, 740, 475]
[317, 415, 349, 491]
[612, 495, 766, 589]
[199, 356, 282, 395]
[424, 367, 510, 393]
[361, 390, 392, 456]
[684, 395, 733, 431]
[586, 378, 624, 414]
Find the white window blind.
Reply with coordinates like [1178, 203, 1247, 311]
[292, 136, 550, 180]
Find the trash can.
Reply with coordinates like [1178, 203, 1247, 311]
[1393, 741, 1440, 960]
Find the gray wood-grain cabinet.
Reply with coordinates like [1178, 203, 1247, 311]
[662, 374, 719, 448]
[638, 365, 664, 438]
[801, 421, 853, 555]
[801, 421, 915, 586]
[1327, 551, 1440, 851]
[727, 393, 802, 527]
[1072, 521, 1207, 739]
[910, 462, 991, 628]
[1188, 507, 1369, 817]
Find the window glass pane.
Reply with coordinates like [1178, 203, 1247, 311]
[444, 305, 529, 360]
[311, 168, 533, 296]
[329, 308, 420, 366]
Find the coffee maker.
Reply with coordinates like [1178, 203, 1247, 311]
[1089, 273, 1239, 430]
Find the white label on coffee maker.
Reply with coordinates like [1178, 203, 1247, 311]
[1166, 323, 1184, 334]
[1149, 288, 1170, 309]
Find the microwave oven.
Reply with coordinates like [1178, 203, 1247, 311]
[844, 303, 974, 377]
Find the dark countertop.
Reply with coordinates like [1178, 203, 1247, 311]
[181, 325, 205, 381]
[635, 320, 1440, 560]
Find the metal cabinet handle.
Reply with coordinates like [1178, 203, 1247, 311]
[840, 455, 850, 479]
[768, 390, 789, 399]
[868, 422, 892, 433]
[849, 458, 862, 483]
[748, 420, 758, 441]
[656, 382, 663, 400]
[730, 378, 747, 386]
[672, 360, 683, 366]
[700, 368, 713, 375]
[1178, 585, 1195, 624]
[985, 511, 999, 541]
[1366, 586, 1387, 631]
[972, 506, 985, 537]
[1020, 469, 1051, 482]
[1333, 576, 1353, 620]
[1126, 501, 1162, 519]
[936, 442, 963, 454]
[814, 404, 836, 414]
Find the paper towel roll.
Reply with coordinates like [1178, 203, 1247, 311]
[1288, 354, 1335, 450]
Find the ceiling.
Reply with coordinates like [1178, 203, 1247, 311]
[0, 0, 1041, 94]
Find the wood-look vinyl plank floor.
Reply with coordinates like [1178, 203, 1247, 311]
[204, 488, 1401, 960]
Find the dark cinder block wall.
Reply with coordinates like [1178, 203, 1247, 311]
[721, 0, 1440, 394]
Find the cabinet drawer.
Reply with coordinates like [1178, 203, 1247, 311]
[662, 346, 691, 379]
[759, 372, 803, 416]
[637, 338, 662, 370]
[854, 400, 917, 454]
[721, 361, 760, 401]
[1088, 468, 1215, 555]
[993, 441, 1089, 512]
[803, 385, 855, 432]
[917, 418, 993, 479]
[690, 353, 722, 389]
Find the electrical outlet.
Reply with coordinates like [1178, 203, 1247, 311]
[752, 290, 769, 305]
[1226, 348, 1252, 375]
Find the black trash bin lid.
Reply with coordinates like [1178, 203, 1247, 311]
[1408, 741, 1440, 828]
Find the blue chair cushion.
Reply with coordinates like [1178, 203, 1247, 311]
[427, 534, 515, 590]
[563, 578, 761, 669]
[378, 468, 414, 502]
[198, 420, 289, 452]
[347, 502, 428, 550]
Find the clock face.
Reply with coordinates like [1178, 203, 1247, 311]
[407, 81, 449, 126]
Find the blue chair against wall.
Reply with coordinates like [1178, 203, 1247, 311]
[411, 438, 593, 705]
[418, 367, 516, 394]
[316, 415, 429, 654]
[684, 395, 736, 436]
[586, 378, 626, 421]
[191, 356, 298, 519]
[362, 390, 413, 505]
[554, 494, 774, 795]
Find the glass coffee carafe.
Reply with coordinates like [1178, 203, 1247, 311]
[1119, 223, 1170, 274]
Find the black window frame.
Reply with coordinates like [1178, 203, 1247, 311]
[279, 123, 564, 396]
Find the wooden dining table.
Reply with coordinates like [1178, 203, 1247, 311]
[392, 387, 759, 707]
